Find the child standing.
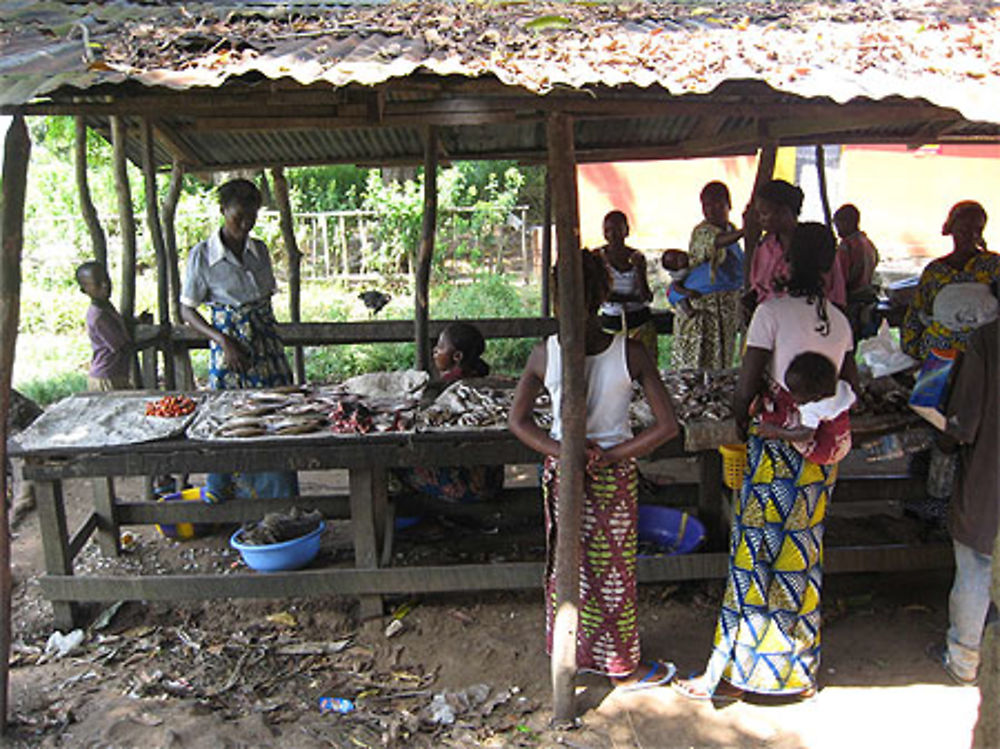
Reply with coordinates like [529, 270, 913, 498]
[508, 249, 680, 688]
[76, 261, 133, 391]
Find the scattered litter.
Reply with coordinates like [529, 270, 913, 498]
[274, 639, 351, 656]
[119, 531, 137, 551]
[384, 619, 404, 638]
[319, 697, 355, 714]
[426, 692, 456, 725]
[91, 601, 124, 631]
[266, 611, 298, 628]
[44, 629, 85, 660]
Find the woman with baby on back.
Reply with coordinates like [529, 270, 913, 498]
[508, 249, 680, 690]
[675, 222, 858, 702]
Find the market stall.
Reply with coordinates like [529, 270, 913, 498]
[11, 370, 949, 630]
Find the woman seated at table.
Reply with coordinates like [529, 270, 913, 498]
[180, 178, 298, 503]
[393, 322, 504, 503]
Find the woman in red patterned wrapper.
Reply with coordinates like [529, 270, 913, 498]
[508, 249, 680, 690]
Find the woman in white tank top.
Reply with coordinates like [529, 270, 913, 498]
[509, 249, 680, 687]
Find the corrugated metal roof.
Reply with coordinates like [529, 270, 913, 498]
[5, 1, 1000, 167]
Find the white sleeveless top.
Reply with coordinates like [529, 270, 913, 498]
[543, 333, 633, 449]
[599, 263, 647, 318]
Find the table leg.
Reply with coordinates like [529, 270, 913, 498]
[35, 479, 82, 629]
[92, 477, 121, 557]
[698, 450, 728, 550]
[349, 468, 387, 620]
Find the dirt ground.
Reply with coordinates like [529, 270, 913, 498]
[1, 463, 984, 749]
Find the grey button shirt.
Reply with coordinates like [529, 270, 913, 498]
[180, 229, 277, 309]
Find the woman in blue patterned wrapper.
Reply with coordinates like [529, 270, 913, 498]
[180, 178, 297, 503]
[674, 223, 857, 702]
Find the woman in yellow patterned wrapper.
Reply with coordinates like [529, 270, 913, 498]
[674, 223, 858, 702]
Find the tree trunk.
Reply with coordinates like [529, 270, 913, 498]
[815, 144, 832, 227]
[272, 166, 306, 384]
[161, 156, 184, 325]
[742, 144, 778, 292]
[141, 119, 175, 390]
[0, 115, 30, 734]
[541, 169, 553, 317]
[414, 127, 439, 373]
[111, 116, 138, 361]
[546, 111, 585, 728]
[74, 117, 107, 268]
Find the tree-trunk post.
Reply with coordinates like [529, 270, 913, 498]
[541, 168, 553, 317]
[111, 116, 137, 327]
[815, 144, 832, 226]
[414, 126, 439, 373]
[141, 118, 175, 390]
[161, 156, 194, 389]
[743, 143, 778, 292]
[973, 471, 1000, 747]
[272, 166, 306, 384]
[0, 114, 30, 734]
[74, 117, 107, 269]
[547, 111, 586, 728]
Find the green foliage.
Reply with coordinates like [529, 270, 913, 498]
[18, 371, 88, 407]
[286, 165, 368, 212]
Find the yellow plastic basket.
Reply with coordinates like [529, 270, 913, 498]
[718, 443, 748, 490]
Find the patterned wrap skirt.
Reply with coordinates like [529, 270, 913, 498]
[703, 433, 837, 695]
[204, 299, 297, 503]
[671, 289, 742, 371]
[542, 455, 640, 677]
[208, 300, 292, 390]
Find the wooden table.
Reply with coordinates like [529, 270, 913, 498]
[12, 413, 949, 630]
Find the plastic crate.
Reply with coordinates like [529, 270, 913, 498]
[718, 443, 747, 490]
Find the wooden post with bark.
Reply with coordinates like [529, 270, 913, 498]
[815, 144, 832, 226]
[74, 117, 107, 269]
[161, 156, 194, 389]
[546, 111, 586, 727]
[141, 118, 175, 390]
[272, 166, 306, 384]
[541, 169, 553, 317]
[742, 143, 778, 291]
[0, 114, 30, 734]
[111, 116, 137, 328]
[414, 126, 439, 373]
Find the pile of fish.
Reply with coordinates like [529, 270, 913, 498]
[198, 385, 417, 440]
[418, 382, 515, 429]
[661, 369, 739, 423]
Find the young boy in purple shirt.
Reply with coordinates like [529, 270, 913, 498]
[76, 261, 133, 390]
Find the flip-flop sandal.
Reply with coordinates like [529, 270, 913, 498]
[673, 676, 744, 702]
[615, 660, 677, 691]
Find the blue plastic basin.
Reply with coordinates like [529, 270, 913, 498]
[637, 506, 705, 555]
[230, 521, 325, 572]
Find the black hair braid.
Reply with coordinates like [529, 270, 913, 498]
[782, 222, 837, 336]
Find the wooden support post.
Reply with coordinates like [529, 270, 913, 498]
[111, 117, 137, 330]
[272, 166, 306, 384]
[547, 111, 585, 727]
[541, 169, 553, 317]
[742, 144, 778, 292]
[161, 157, 194, 389]
[92, 478, 121, 557]
[141, 118, 175, 390]
[815, 144, 832, 226]
[34, 480, 80, 630]
[973, 530, 1000, 748]
[74, 117, 108, 269]
[414, 126, 439, 372]
[349, 468, 388, 621]
[0, 113, 29, 734]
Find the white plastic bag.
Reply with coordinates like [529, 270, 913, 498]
[858, 320, 917, 378]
